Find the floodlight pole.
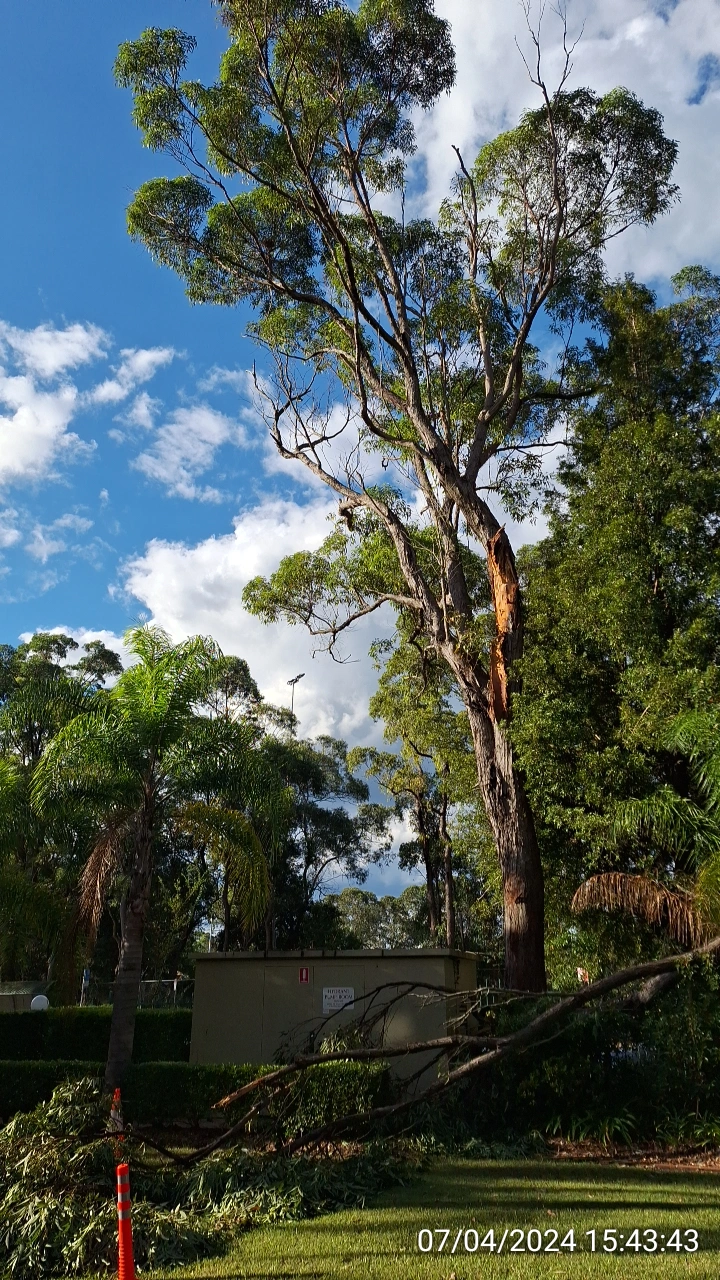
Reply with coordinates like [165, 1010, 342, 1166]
[287, 672, 305, 716]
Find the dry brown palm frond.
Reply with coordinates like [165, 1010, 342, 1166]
[572, 872, 709, 948]
[78, 823, 127, 947]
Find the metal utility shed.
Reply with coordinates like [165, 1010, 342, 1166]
[190, 949, 480, 1075]
[0, 982, 47, 1013]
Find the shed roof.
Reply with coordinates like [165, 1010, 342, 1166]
[194, 948, 483, 963]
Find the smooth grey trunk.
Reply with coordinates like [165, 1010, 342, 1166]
[104, 819, 154, 1091]
[222, 870, 231, 954]
[416, 799, 440, 939]
[467, 703, 545, 992]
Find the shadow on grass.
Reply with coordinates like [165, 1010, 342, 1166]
[370, 1158, 720, 1230]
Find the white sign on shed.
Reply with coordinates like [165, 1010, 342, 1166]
[322, 985, 354, 1013]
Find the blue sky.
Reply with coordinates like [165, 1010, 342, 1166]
[1, 0, 719, 892]
[0, 2, 262, 631]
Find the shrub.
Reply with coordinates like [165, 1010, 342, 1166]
[0, 1007, 192, 1062]
[281, 1060, 391, 1137]
[0, 1078, 407, 1278]
[0, 1058, 391, 1128]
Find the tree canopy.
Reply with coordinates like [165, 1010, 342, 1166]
[115, 0, 679, 988]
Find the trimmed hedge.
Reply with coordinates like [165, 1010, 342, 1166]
[0, 1007, 191, 1063]
[0, 1059, 390, 1129]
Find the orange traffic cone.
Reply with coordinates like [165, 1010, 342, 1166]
[116, 1162, 136, 1280]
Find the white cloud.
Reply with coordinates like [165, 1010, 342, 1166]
[120, 390, 161, 430]
[121, 495, 395, 743]
[0, 509, 21, 549]
[25, 512, 93, 563]
[0, 320, 108, 379]
[198, 366, 254, 394]
[88, 346, 176, 405]
[0, 371, 91, 487]
[0, 323, 177, 491]
[25, 527, 67, 563]
[53, 513, 93, 533]
[132, 404, 247, 501]
[413, 0, 720, 280]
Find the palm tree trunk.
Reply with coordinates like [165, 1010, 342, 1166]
[104, 818, 154, 1090]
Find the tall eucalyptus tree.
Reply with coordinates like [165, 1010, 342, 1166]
[115, 1, 677, 987]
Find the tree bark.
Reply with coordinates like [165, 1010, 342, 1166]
[104, 810, 154, 1090]
[467, 702, 545, 991]
[222, 870, 230, 954]
[416, 799, 440, 938]
[439, 793, 456, 950]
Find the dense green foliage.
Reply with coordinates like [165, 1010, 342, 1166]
[0, 634, 120, 990]
[512, 270, 720, 979]
[0, 1057, 390, 1130]
[477, 966, 720, 1148]
[0, 1078, 405, 1278]
[255, 736, 391, 950]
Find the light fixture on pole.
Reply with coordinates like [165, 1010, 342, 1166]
[287, 672, 305, 715]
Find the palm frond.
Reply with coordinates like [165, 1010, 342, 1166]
[78, 822, 128, 946]
[694, 855, 720, 929]
[178, 799, 270, 933]
[572, 872, 708, 947]
[613, 788, 720, 865]
[31, 709, 141, 815]
[664, 711, 720, 811]
[170, 718, 293, 852]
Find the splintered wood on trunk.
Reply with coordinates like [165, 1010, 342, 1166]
[485, 526, 522, 722]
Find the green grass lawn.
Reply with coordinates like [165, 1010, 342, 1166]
[148, 1157, 720, 1279]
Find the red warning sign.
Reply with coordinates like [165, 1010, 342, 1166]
[299, 966, 309, 984]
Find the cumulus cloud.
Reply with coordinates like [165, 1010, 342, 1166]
[0, 322, 180, 491]
[132, 404, 248, 501]
[121, 495, 395, 743]
[0, 320, 108, 379]
[0, 371, 90, 487]
[25, 527, 67, 563]
[88, 346, 176, 405]
[121, 390, 161, 430]
[197, 366, 254, 395]
[0, 320, 109, 488]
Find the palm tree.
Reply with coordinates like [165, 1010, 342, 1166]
[32, 625, 284, 1088]
[572, 711, 720, 947]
